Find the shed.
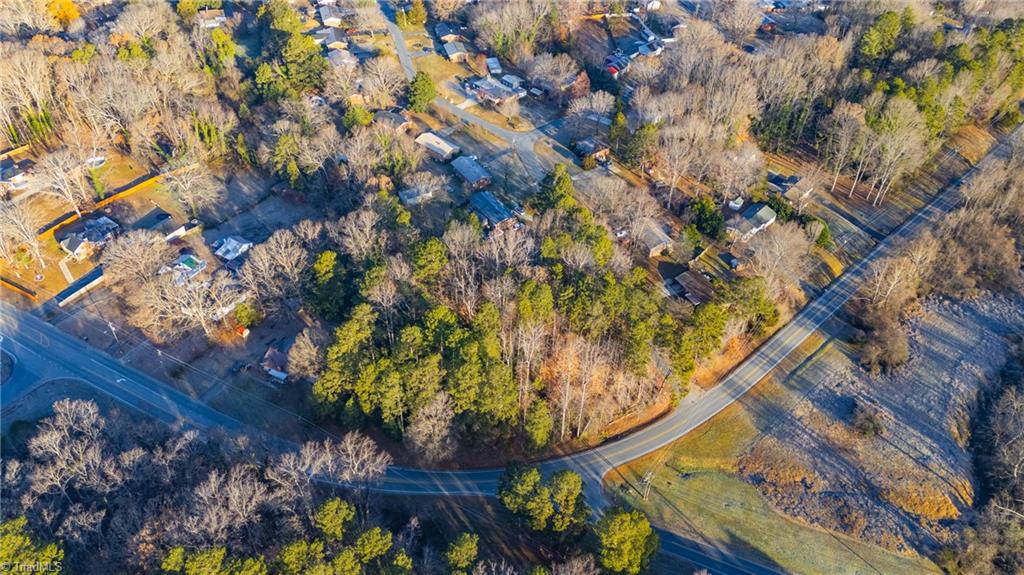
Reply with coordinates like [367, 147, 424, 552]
[415, 132, 460, 161]
[500, 74, 524, 89]
[486, 57, 502, 75]
[452, 155, 492, 189]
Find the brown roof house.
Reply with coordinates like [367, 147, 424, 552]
[638, 219, 672, 258]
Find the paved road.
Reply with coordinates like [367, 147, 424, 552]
[379, 0, 553, 180]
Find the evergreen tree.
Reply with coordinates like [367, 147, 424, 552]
[523, 400, 553, 451]
[408, 71, 436, 112]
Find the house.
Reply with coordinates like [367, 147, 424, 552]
[415, 132, 460, 161]
[470, 76, 518, 106]
[469, 191, 515, 232]
[767, 171, 800, 194]
[213, 236, 253, 261]
[319, 5, 346, 27]
[311, 27, 347, 50]
[60, 216, 120, 259]
[0, 158, 32, 192]
[373, 110, 414, 133]
[163, 253, 207, 285]
[443, 41, 469, 62]
[486, 57, 502, 75]
[500, 74, 524, 90]
[452, 155, 491, 189]
[638, 219, 672, 257]
[728, 197, 744, 211]
[197, 8, 227, 28]
[435, 22, 461, 43]
[675, 269, 715, 306]
[59, 234, 90, 260]
[782, 181, 814, 208]
[262, 346, 289, 382]
[727, 203, 777, 241]
[575, 137, 611, 165]
[398, 186, 434, 206]
[327, 48, 358, 69]
[156, 217, 200, 242]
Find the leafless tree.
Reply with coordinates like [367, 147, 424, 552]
[405, 391, 457, 464]
[288, 325, 330, 381]
[0, 200, 44, 268]
[36, 147, 94, 217]
[566, 90, 614, 138]
[183, 465, 270, 547]
[429, 0, 463, 21]
[298, 124, 343, 176]
[863, 97, 928, 206]
[335, 205, 384, 263]
[822, 100, 867, 194]
[708, 0, 762, 44]
[340, 127, 378, 186]
[746, 221, 811, 299]
[525, 53, 579, 103]
[984, 386, 1024, 487]
[473, 559, 520, 575]
[135, 271, 244, 339]
[470, 1, 551, 64]
[100, 230, 174, 288]
[362, 57, 406, 109]
[498, 97, 521, 124]
[712, 141, 763, 198]
[441, 222, 482, 315]
[0, 0, 58, 36]
[239, 229, 309, 313]
[162, 160, 222, 217]
[480, 226, 534, 275]
[551, 555, 600, 575]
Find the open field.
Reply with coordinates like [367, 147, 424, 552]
[608, 291, 1024, 574]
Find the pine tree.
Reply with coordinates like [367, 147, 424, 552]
[408, 71, 436, 112]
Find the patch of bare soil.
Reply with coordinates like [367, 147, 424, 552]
[739, 293, 1024, 554]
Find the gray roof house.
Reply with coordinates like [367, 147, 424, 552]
[319, 5, 347, 27]
[469, 191, 515, 231]
[452, 155, 491, 189]
[443, 41, 469, 62]
[727, 203, 777, 241]
[415, 132, 460, 161]
[435, 22, 461, 43]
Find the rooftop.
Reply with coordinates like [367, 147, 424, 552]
[469, 191, 513, 228]
[452, 155, 491, 185]
[639, 219, 672, 252]
[443, 41, 468, 58]
[415, 132, 460, 159]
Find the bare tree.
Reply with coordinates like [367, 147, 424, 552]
[429, 0, 463, 21]
[100, 230, 174, 288]
[162, 160, 222, 217]
[0, 200, 44, 268]
[288, 325, 330, 381]
[238, 230, 308, 313]
[551, 555, 601, 575]
[746, 221, 811, 299]
[405, 391, 457, 464]
[135, 272, 244, 339]
[362, 57, 406, 109]
[335, 205, 384, 263]
[708, 0, 762, 44]
[183, 465, 270, 547]
[822, 101, 866, 194]
[36, 147, 94, 217]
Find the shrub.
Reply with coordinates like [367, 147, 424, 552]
[852, 402, 884, 437]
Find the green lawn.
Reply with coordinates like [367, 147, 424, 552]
[611, 471, 940, 575]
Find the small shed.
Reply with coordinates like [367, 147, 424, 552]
[398, 186, 434, 206]
[452, 155, 492, 189]
[486, 57, 502, 75]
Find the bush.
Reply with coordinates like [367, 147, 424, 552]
[581, 155, 597, 170]
[852, 402, 884, 437]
